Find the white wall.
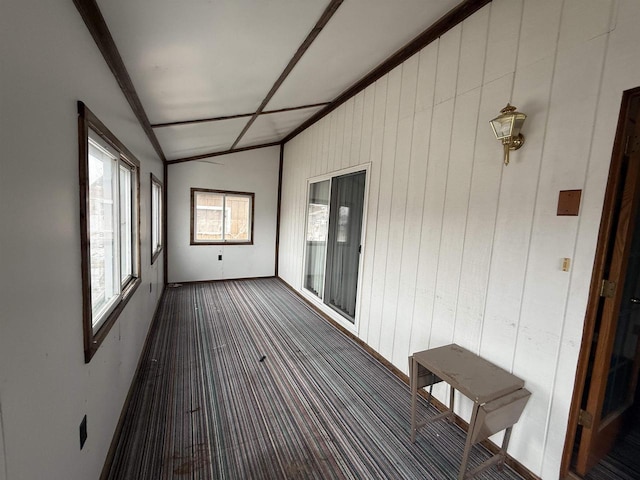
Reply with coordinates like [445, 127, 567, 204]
[279, 0, 640, 477]
[0, 1, 164, 479]
[167, 147, 280, 282]
[0, 401, 5, 480]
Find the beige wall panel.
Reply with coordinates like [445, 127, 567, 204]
[434, 24, 461, 104]
[367, 67, 402, 351]
[453, 84, 503, 353]
[457, 5, 489, 95]
[431, 89, 480, 355]
[380, 114, 414, 359]
[510, 35, 608, 471]
[516, 0, 562, 70]
[399, 56, 419, 119]
[381, 61, 418, 360]
[334, 104, 346, 171]
[358, 86, 376, 167]
[412, 99, 455, 349]
[480, 64, 541, 371]
[415, 42, 438, 113]
[558, 0, 614, 53]
[350, 91, 365, 167]
[484, 0, 522, 84]
[358, 78, 388, 341]
[342, 97, 355, 170]
[395, 108, 433, 365]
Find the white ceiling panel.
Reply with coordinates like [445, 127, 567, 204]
[236, 106, 325, 148]
[267, 0, 460, 110]
[97, 0, 331, 124]
[155, 117, 249, 160]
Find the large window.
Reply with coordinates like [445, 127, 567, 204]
[190, 188, 254, 245]
[151, 173, 163, 263]
[79, 101, 141, 362]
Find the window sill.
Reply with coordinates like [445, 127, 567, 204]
[84, 276, 141, 363]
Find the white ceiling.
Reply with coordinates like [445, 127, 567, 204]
[96, 0, 462, 161]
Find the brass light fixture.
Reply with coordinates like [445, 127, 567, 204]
[489, 103, 526, 165]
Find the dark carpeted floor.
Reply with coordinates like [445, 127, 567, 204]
[585, 400, 640, 480]
[105, 278, 525, 479]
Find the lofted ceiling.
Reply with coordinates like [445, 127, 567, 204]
[84, 0, 480, 163]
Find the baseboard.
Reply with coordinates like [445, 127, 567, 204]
[167, 275, 276, 286]
[276, 276, 541, 480]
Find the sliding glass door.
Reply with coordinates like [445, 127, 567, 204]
[303, 170, 366, 323]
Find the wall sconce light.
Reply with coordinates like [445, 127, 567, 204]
[489, 103, 526, 166]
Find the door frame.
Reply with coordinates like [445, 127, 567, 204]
[561, 86, 640, 478]
[300, 162, 371, 334]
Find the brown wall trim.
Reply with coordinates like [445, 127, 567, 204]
[276, 275, 539, 480]
[73, 0, 166, 163]
[167, 141, 280, 164]
[151, 103, 330, 129]
[275, 144, 284, 277]
[283, 0, 492, 144]
[99, 284, 167, 480]
[230, 0, 344, 150]
[169, 276, 276, 286]
[560, 86, 640, 478]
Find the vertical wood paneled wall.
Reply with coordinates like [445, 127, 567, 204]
[279, 1, 640, 477]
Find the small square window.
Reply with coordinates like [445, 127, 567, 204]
[190, 188, 254, 245]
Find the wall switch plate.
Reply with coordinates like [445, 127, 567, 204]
[218, 255, 222, 261]
[79, 415, 87, 450]
[557, 190, 581, 216]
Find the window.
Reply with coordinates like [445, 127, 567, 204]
[150, 173, 163, 263]
[79, 101, 141, 362]
[190, 188, 254, 245]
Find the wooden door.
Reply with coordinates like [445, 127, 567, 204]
[575, 93, 640, 475]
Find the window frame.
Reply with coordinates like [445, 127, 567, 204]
[150, 173, 163, 264]
[190, 188, 255, 246]
[78, 101, 141, 363]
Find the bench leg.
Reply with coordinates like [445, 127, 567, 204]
[458, 402, 480, 480]
[410, 356, 418, 443]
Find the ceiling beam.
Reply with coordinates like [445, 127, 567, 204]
[166, 142, 281, 165]
[73, 0, 167, 163]
[151, 102, 330, 129]
[282, 0, 492, 144]
[229, 0, 344, 150]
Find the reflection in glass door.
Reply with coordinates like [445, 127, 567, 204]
[304, 180, 330, 297]
[303, 170, 366, 323]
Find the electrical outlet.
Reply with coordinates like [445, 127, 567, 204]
[79, 415, 87, 450]
[218, 254, 222, 261]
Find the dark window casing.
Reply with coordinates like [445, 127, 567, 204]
[190, 188, 255, 246]
[78, 101, 141, 363]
